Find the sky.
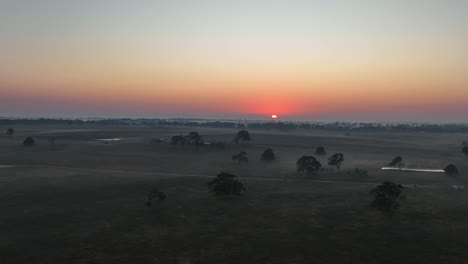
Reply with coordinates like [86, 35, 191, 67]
[1, 0, 467, 122]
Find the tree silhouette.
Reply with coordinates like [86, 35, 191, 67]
[389, 156, 404, 169]
[444, 164, 459, 175]
[462, 146, 468, 156]
[23, 137, 35, 147]
[370, 182, 404, 218]
[232, 151, 248, 163]
[315, 146, 326, 155]
[261, 148, 276, 161]
[207, 172, 245, 196]
[296, 156, 322, 175]
[234, 130, 251, 143]
[188, 131, 203, 146]
[328, 153, 344, 172]
[6, 128, 15, 137]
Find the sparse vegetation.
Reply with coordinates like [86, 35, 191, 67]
[232, 151, 248, 163]
[296, 156, 322, 175]
[261, 148, 276, 161]
[370, 182, 404, 218]
[328, 153, 344, 172]
[234, 130, 251, 143]
[348, 168, 369, 177]
[23, 137, 35, 147]
[207, 172, 245, 196]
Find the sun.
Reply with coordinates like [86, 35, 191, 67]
[271, 114, 278, 119]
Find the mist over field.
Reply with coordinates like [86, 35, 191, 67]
[1, 1, 468, 263]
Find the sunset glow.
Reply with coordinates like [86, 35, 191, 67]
[1, 1, 467, 121]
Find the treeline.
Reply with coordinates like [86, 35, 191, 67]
[1, 118, 468, 133]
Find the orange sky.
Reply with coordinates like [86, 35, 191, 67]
[1, 1, 467, 121]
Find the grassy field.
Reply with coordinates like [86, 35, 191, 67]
[1, 125, 467, 263]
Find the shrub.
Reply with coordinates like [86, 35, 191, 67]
[462, 146, 468, 156]
[261, 148, 276, 161]
[23, 137, 35, 147]
[145, 188, 167, 207]
[444, 164, 459, 175]
[232, 151, 248, 163]
[315, 146, 326, 155]
[207, 172, 245, 196]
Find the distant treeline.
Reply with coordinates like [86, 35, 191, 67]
[1, 118, 468, 133]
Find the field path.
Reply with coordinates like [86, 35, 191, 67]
[8, 164, 457, 189]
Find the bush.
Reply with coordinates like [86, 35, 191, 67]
[315, 146, 326, 155]
[145, 188, 167, 207]
[444, 164, 459, 175]
[207, 172, 245, 196]
[261, 148, 276, 161]
[462, 146, 468, 156]
[232, 151, 248, 163]
[23, 137, 35, 147]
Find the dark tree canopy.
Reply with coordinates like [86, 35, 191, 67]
[444, 164, 459, 175]
[389, 156, 404, 169]
[261, 148, 276, 161]
[315, 146, 326, 155]
[234, 130, 251, 143]
[232, 151, 248, 163]
[328, 153, 344, 172]
[145, 188, 167, 207]
[370, 182, 404, 218]
[296, 156, 322, 175]
[188, 131, 203, 146]
[23, 137, 35, 147]
[6, 128, 15, 137]
[207, 172, 245, 196]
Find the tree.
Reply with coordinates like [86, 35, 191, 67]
[232, 151, 248, 163]
[188, 131, 203, 146]
[207, 172, 245, 196]
[370, 182, 404, 218]
[145, 187, 167, 207]
[462, 146, 468, 156]
[444, 164, 459, 175]
[296, 156, 322, 175]
[23, 137, 35, 147]
[6, 128, 15, 137]
[389, 156, 404, 169]
[261, 148, 276, 161]
[234, 130, 251, 143]
[315, 146, 326, 155]
[328, 153, 344, 172]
